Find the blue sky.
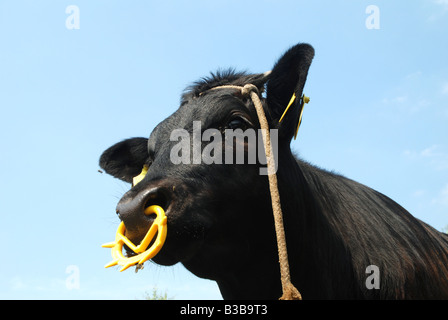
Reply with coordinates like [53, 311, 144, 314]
[0, 0, 447, 300]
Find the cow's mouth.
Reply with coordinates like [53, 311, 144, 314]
[123, 225, 157, 256]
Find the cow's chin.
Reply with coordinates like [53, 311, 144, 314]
[124, 218, 207, 268]
[151, 234, 203, 266]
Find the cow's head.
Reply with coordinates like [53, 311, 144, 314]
[99, 43, 314, 298]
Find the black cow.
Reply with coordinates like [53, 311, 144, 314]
[99, 43, 448, 299]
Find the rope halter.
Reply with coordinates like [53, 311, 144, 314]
[205, 83, 303, 300]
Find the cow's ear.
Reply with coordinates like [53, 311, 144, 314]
[99, 137, 148, 183]
[266, 43, 314, 141]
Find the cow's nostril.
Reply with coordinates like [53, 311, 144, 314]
[116, 186, 172, 227]
[143, 188, 170, 214]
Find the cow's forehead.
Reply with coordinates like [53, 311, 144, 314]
[148, 91, 249, 151]
[147, 97, 203, 153]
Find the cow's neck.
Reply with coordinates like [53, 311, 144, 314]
[217, 149, 314, 299]
[216, 261, 282, 299]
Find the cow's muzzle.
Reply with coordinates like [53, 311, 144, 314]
[116, 185, 171, 232]
[102, 167, 172, 272]
[102, 205, 167, 272]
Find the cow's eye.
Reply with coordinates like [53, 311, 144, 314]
[226, 117, 250, 130]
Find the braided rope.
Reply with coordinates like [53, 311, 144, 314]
[206, 84, 302, 300]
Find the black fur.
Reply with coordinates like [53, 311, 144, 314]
[99, 43, 448, 299]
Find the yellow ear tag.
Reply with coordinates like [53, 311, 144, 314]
[279, 93, 296, 123]
[132, 165, 149, 187]
[278, 93, 310, 139]
[102, 165, 168, 272]
[294, 95, 310, 140]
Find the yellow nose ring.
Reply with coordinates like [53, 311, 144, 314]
[102, 205, 167, 272]
[102, 165, 167, 272]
